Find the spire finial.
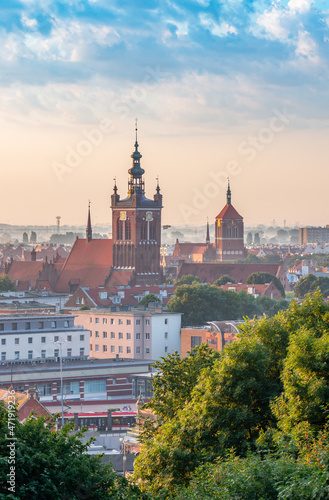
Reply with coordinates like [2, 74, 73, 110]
[156, 175, 160, 193]
[227, 178, 231, 205]
[86, 200, 92, 242]
[135, 118, 138, 146]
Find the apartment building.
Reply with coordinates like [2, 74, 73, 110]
[0, 314, 89, 362]
[74, 309, 182, 361]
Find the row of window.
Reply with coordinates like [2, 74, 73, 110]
[1, 348, 86, 361]
[89, 318, 169, 326]
[89, 331, 168, 340]
[38, 379, 106, 397]
[0, 334, 84, 345]
[0, 320, 70, 331]
[90, 344, 155, 354]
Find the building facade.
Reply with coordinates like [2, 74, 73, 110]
[74, 309, 182, 361]
[0, 314, 89, 362]
[215, 181, 246, 261]
[299, 226, 329, 245]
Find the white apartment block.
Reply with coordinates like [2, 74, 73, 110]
[0, 314, 89, 362]
[75, 309, 182, 361]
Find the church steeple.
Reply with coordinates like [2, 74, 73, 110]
[206, 218, 210, 244]
[86, 201, 92, 242]
[227, 179, 231, 205]
[128, 120, 145, 196]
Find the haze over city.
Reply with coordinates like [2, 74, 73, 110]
[0, 0, 328, 227]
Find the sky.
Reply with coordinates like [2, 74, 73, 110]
[0, 0, 329, 228]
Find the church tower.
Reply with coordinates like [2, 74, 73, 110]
[215, 180, 246, 261]
[110, 125, 163, 285]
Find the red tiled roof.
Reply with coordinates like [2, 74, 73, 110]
[55, 238, 113, 293]
[105, 269, 134, 287]
[177, 263, 281, 284]
[216, 204, 243, 220]
[220, 283, 271, 294]
[7, 261, 44, 288]
[173, 243, 209, 256]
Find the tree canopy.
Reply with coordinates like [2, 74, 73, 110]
[246, 272, 285, 298]
[213, 275, 236, 286]
[0, 275, 16, 292]
[137, 293, 161, 307]
[174, 275, 203, 286]
[294, 273, 329, 298]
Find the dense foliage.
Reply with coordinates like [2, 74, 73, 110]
[246, 271, 285, 297]
[134, 292, 329, 498]
[167, 284, 288, 326]
[0, 275, 16, 292]
[294, 273, 329, 298]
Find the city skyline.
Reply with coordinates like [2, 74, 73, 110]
[0, 1, 328, 227]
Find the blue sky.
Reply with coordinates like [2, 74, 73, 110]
[0, 0, 328, 226]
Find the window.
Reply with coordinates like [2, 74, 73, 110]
[145, 333, 150, 340]
[28, 337, 33, 344]
[0, 324, 4, 331]
[191, 336, 202, 349]
[38, 322, 44, 329]
[54, 349, 59, 357]
[67, 335, 72, 342]
[136, 346, 141, 354]
[136, 333, 141, 340]
[15, 351, 19, 360]
[111, 319, 115, 325]
[103, 345, 107, 352]
[54, 336, 59, 342]
[90, 344, 93, 351]
[118, 332, 123, 339]
[80, 348, 85, 356]
[126, 346, 131, 354]
[64, 320, 69, 328]
[25, 322, 31, 330]
[103, 318, 107, 324]
[51, 321, 56, 328]
[165, 346, 168, 353]
[75, 297, 80, 305]
[58, 381, 79, 396]
[67, 348, 72, 357]
[1, 352, 6, 361]
[41, 350, 46, 359]
[165, 318, 168, 324]
[95, 331, 99, 338]
[103, 331, 107, 339]
[95, 318, 99, 324]
[126, 333, 131, 340]
[118, 319, 123, 325]
[95, 345, 99, 352]
[1, 339, 5, 345]
[41, 337, 46, 343]
[80, 335, 84, 341]
[14, 338, 19, 345]
[164, 332, 168, 339]
[136, 319, 141, 325]
[118, 346, 123, 353]
[111, 345, 115, 353]
[90, 317, 92, 323]
[111, 332, 115, 339]
[90, 331, 92, 337]
[126, 319, 131, 325]
[37, 383, 52, 397]
[12, 323, 17, 331]
[81, 297, 85, 305]
[145, 347, 150, 354]
[28, 350, 33, 360]
[84, 379, 105, 393]
[145, 319, 150, 326]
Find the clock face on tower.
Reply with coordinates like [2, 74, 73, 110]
[146, 211, 153, 221]
[230, 219, 236, 226]
[120, 211, 127, 221]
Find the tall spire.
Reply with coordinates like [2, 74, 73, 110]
[128, 119, 145, 196]
[206, 218, 210, 244]
[86, 200, 92, 242]
[227, 178, 231, 205]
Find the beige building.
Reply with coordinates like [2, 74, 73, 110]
[74, 309, 182, 361]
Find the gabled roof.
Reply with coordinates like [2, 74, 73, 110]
[216, 203, 243, 220]
[55, 238, 113, 293]
[7, 261, 44, 288]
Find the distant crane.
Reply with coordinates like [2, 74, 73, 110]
[56, 216, 61, 234]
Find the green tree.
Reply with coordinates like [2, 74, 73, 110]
[174, 275, 203, 285]
[293, 273, 317, 298]
[213, 275, 236, 286]
[0, 405, 145, 500]
[0, 275, 16, 292]
[137, 293, 160, 307]
[246, 272, 285, 298]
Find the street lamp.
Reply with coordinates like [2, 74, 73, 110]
[54, 340, 65, 428]
[119, 437, 126, 478]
